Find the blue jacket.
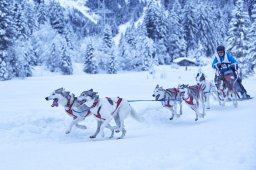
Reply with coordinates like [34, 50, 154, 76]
[212, 52, 238, 69]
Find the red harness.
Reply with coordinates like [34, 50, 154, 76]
[93, 97, 122, 120]
[65, 97, 76, 118]
[184, 85, 201, 105]
[183, 95, 194, 105]
[164, 88, 179, 107]
[65, 97, 91, 119]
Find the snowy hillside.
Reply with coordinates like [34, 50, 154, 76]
[0, 64, 256, 170]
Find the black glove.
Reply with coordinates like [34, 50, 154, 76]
[216, 63, 221, 69]
[231, 64, 237, 70]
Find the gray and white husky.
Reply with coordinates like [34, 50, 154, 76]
[45, 88, 91, 134]
[152, 84, 182, 120]
[77, 89, 142, 139]
[178, 84, 205, 121]
[196, 78, 220, 109]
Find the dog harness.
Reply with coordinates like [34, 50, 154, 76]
[93, 97, 123, 120]
[65, 96, 91, 119]
[182, 85, 202, 105]
[183, 95, 194, 105]
[164, 88, 179, 107]
[65, 96, 76, 118]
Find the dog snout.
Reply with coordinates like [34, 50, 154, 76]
[152, 94, 155, 97]
[45, 97, 49, 101]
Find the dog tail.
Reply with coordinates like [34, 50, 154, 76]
[130, 107, 144, 122]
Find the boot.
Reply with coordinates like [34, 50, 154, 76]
[242, 92, 250, 99]
[245, 94, 251, 98]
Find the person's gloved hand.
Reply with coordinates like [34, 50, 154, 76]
[231, 64, 238, 70]
[216, 63, 221, 69]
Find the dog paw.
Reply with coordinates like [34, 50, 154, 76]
[65, 130, 70, 134]
[90, 135, 96, 139]
[195, 118, 198, 121]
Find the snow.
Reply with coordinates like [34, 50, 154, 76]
[173, 57, 196, 63]
[54, 0, 98, 24]
[0, 64, 256, 170]
[113, 22, 131, 46]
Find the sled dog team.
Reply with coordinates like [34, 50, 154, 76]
[45, 73, 223, 139]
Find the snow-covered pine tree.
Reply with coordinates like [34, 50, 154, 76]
[36, 1, 48, 25]
[195, 2, 219, 57]
[107, 50, 118, 74]
[103, 24, 113, 49]
[60, 45, 73, 75]
[226, 0, 251, 60]
[144, 0, 168, 41]
[245, 2, 256, 74]
[0, 51, 13, 81]
[24, 1, 38, 34]
[208, 2, 228, 53]
[0, 0, 15, 80]
[48, 0, 65, 34]
[47, 43, 61, 72]
[119, 24, 142, 71]
[118, 33, 130, 70]
[101, 24, 118, 73]
[182, 2, 198, 57]
[141, 39, 155, 71]
[166, 0, 186, 63]
[83, 43, 98, 74]
[135, 24, 155, 71]
[12, 1, 30, 40]
[154, 38, 168, 65]
[12, 39, 32, 78]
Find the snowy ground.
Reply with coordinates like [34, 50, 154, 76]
[0, 64, 256, 170]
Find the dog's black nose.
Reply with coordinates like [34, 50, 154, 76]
[152, 94, 155, 97]
[45, 97, 48, 101]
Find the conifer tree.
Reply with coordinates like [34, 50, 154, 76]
[167, 0, 186, 63]
[182, 2, 198, 57]
[107, 51, 118, 74]
[60, 46, 73, 75]
[47, 43, 61, 72]
[48, 0, 65, 34]
[226, 0, 251, 60]
[83, 43, 98, 74]
[144, 1, 168, 41]
[196, 2, 218, 56]
[13, 2, 28, 40]
[245, 3, 256, 74]
[0, 0, 15, 80]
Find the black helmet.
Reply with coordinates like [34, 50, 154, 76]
[217, 45, 225, 52]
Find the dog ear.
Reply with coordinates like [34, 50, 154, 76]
[178, 84, 184, 89]
[89, 89, 93, 92]
[156, 84, 159, 88]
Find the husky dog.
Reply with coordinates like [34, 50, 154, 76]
[196, 73, 220, 109]
[77, 89, 142, 139]
[152, 84, 182, 120]
[199, 80, 220, 109]
[45, 88, 91, 134]
[178, 84, 205, 121]
[215, 65, 238, 107]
